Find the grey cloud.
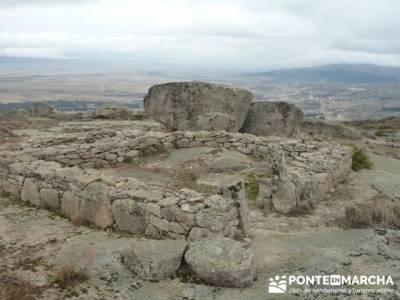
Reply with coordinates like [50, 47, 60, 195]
[0, 0, 97, 6]
[0, 0, 399, 70]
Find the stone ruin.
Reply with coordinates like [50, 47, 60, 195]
[0, 81, 353, 287]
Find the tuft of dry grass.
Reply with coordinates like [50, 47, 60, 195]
[345, 196, 400, 229]
[0, 274, 45, 300]
[54, 264, 89, 290]
[52, 249, 96, 290]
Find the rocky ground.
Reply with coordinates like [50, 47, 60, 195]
[1, 152, 399, 300]
[1, 86, 400, 300]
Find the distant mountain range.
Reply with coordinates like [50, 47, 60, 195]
[252, 64, 400, 84]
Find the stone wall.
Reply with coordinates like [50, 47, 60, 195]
[0, 160, 248, 241]
[0, 125, 353, 233]
[5, 131, 286, 170]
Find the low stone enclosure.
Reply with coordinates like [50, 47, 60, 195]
[0, 118, 352, 241]
[0, 82, 357, 287]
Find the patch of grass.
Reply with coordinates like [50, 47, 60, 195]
[46, 274, 58, 285]
[351, 147, 373, 171]
[344, 197, 400, 229]
[244, 174, 259, 202]
[176, 269, 203, 284]
[1, 191, 13, 199]
[0, 191, 27, 208]
[122, 156, 138, 165]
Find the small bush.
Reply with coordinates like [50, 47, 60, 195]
[344, 205, 373, 228]
[351, 147, 373, 171]
[244, 174, 259, 202]
[176, 269, 203, 284]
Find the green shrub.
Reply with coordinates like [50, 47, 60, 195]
[352, 147, 373, 171]
[244, 174, 259, 201]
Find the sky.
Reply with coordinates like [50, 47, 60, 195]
[0, 0, 399, 71]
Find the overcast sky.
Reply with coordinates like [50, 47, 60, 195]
[0, 0, 399, 71]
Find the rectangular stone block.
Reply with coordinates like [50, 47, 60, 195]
[149, 215, 170, 232]
[40, 188, 60, 209]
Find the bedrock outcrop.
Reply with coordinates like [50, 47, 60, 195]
[121, 239, 186, 281]
[185, 237, 256, 287]
[144, 81, 253, 132]
[300, 118, 361, 141]
[92, 103, 145, 121]
[241, 101, 304, 136]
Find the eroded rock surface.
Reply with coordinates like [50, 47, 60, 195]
[92, 103, 145, 120]
[241, 101, 304, 136]
[121, 239, 186, 281]
[144, 81, 253, 132]
[300, 118, 361, 141]
[185, 237, 256, 287]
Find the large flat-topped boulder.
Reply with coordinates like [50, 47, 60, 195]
[241, 101, 304, 136]
[144, 81, 253, 132]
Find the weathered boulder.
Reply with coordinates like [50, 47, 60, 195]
[111, 199, 147, 234]
[21, 178, 41, 206]
[25, 103, 54, 118]
[300, 118, 361, 141]
[81, 182, 113, 229]
[55, 232, 137, 283]
[121, 239, 186, 281]
[92, 103, 145, 120]
[271, 178, 297, 214]
[40, 188, 60, 209]
[144, 81, 253, 132]
[184, 237, 256, 287]
[61, 191, 81, 220]
[241, 101, 304, 136]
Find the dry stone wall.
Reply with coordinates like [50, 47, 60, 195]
[0, 159, 248, 241]
[4, 131, 286, 169]
[0, 123, 353, 236]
